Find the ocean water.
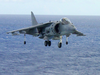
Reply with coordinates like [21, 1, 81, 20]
[0, 15, 100, 75]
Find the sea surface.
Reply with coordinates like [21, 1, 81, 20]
[0, 15, 100, 75]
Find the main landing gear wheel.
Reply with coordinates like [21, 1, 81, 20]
[58, 42, 62, 48]
[48, 41, 51, 46]
[44, 41, 51, 46]
[44, 41, 48, 46]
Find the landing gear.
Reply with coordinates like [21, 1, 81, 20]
[66, 41, 68, 45]
[24, 34, 26, 45]
[58, 36, 62, 48]
[24, 41, 26, 44]
[44, 36, 69, 48]
[58, 42, 62, 48]
[44, 41, 48, 46]
[66, 36, 68, 45]
[44, 41, 51, 46]
[48, 41, 51, 46]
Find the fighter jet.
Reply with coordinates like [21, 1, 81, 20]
[7, 11, 86, 48]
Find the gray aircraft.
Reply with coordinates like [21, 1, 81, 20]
[7, 11, 86, 48]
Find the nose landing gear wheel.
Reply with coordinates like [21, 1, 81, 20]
[58, 42, 62, 48]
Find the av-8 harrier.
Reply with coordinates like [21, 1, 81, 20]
[7, 11, 85, 48]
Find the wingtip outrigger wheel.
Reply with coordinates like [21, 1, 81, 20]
[24, 34, 26, 45]
[66, 42, 68, 45]
[24, 41, 26, 44]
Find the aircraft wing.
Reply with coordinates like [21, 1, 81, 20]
[7, 22, 52, 35]
[73, 30, 86, 36]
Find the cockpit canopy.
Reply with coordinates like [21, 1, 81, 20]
[60, 17, 71, 25]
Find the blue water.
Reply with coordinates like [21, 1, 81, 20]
[0, 15, 100, 75]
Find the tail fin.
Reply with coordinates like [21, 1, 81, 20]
[31, 11, 38, 25]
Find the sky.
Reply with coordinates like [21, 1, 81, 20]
[0, 0, 100, 15]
